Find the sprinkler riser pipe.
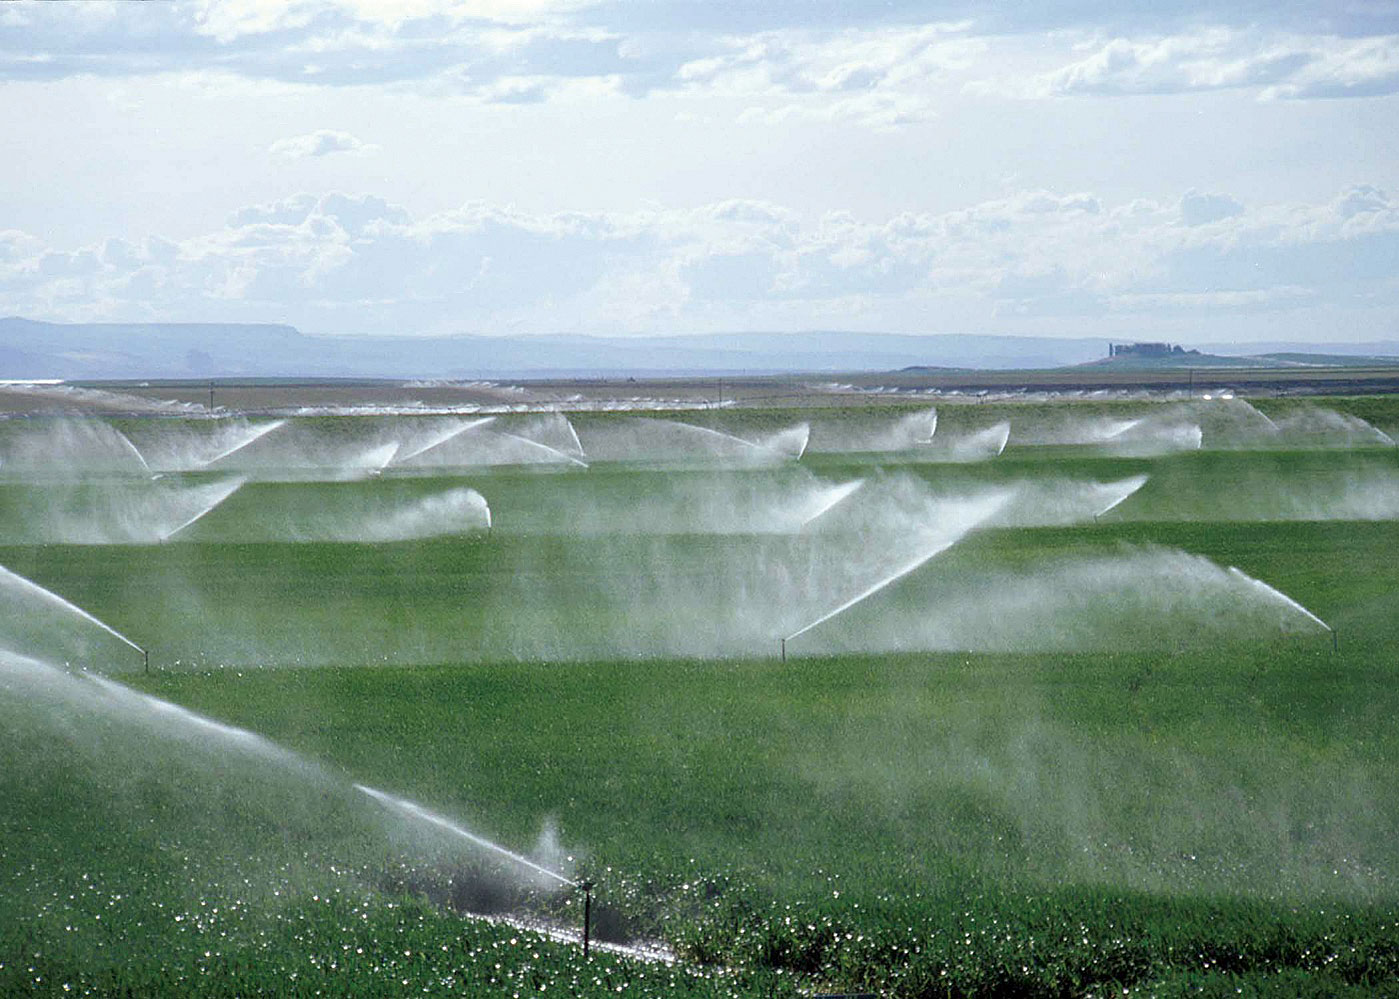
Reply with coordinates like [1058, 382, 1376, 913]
[580, 881, 594, 958]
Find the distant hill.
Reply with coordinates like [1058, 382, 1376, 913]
[1, 318, 1395, 379]
[0, 319, 1108, 378]
[1255, 352, 1399, 367]
[1076, 352, 1280, 370]
[1075, 347, 1399, 371]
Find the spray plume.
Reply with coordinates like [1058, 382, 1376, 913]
[4, 649, 576, 895]
[355, 784, 575, 887]
[494, 431, 589, 468]
[396, 417, 497, 463]
[786, 539, 960, 644]
[660, 420, 772, 456]
[560, 415, 586, 457]
[83, 673, 312, 765]
[0, 564, 145, 657]
[1227, 567, 1332, 632]
[113, 427, 152, 476]
[1095, 474, 1149, 519]
[202, 419, 288, 466]
[785, 490, 1011, 645]
[798, 479, 866, 529]
[158, 476, 246, 541]
[761, 422, 811, 460]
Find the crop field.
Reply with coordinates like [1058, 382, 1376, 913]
[3, 394, 1399, 997]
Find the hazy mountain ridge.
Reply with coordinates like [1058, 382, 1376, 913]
[1, 318, 1395, 380]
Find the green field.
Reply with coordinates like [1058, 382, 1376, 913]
[3, 397, 1399, 996]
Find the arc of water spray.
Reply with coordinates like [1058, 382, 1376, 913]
[956, 421, 1011, 459]
[202, 419, 288, 467]
[798, 479, 865, 530]
[784, 538, 961, 648]
[1227, 566, 1332, 634]
[362, 440, 402, 476]
[83, 673, 305, 757]
[355, 784, 576, 887]
[991, 422, 1011, 457]
[557, 415, 586, 458]
[44, 657, 576, 889]
[1235, 400, 1281, 433]
[158, 477, 247, 542]
[395, 417, 497, 464]
[915, 408, 938, 445]
[10, 656, 580, 925]
[760, 423, 810, 460]
[1094, 474, 1149, 520]
[783, 492, 1011, 654]
[0, 564, 147, 663]
[113, 427, 152, 476]
[659, 420, 778, 457]
[494, 431, 589, 468]
[1103, 418, 1143, 441]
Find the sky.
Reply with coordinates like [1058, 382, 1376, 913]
[2, 0, 1397, 344]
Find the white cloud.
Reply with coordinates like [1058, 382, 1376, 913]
[1264, 35, 1399, 98]
[268, 129, 378, 160]
[190, 0, 594, 42]
[1040, 28, 1399, 99]
[1, 186, 1395, 340]
[1179, 190, 1244, 226]
[678, 25, 980, 128]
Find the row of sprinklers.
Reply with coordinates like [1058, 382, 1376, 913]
[0, 400, 1362, 958]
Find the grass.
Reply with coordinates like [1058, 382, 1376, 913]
[3, 400, 1399, 995]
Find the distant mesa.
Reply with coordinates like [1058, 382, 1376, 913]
[1108, 342, 1201, 359]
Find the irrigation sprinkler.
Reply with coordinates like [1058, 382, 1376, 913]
[142, 646, 149, 674]
[780, 637, 786, 662]
[580, 880, 595, 957]
[1333, 628, 1339, 653]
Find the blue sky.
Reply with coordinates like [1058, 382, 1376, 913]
[2, 0, 1397, 342]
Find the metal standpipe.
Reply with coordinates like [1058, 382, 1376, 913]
[580, 880, 595, 957]
[780, 638, 786, 662]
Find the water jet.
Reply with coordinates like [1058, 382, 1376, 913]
[355, 784, 576, 888]
[494, 430, 589, 468]
[395, 417, 497, 464]
[0, 563, 147, 667]
[796, 479, 866, 530]
[1227, 566, 1333, 646]
[202, 419, 288, 467]
[157, 476, 246, 542]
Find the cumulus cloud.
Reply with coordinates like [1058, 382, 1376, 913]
[1264, 34, 1399, 98]
[3, 0, 1394, 128]
[1179, 190, 1244, 226]
[1041, 28, 1399, 99]
[1, 186, 1395, 339]
[269, 129, 378, 160]
[676, 25, 980, 127]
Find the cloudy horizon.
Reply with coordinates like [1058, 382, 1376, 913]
[3, 0, 1396, 343]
